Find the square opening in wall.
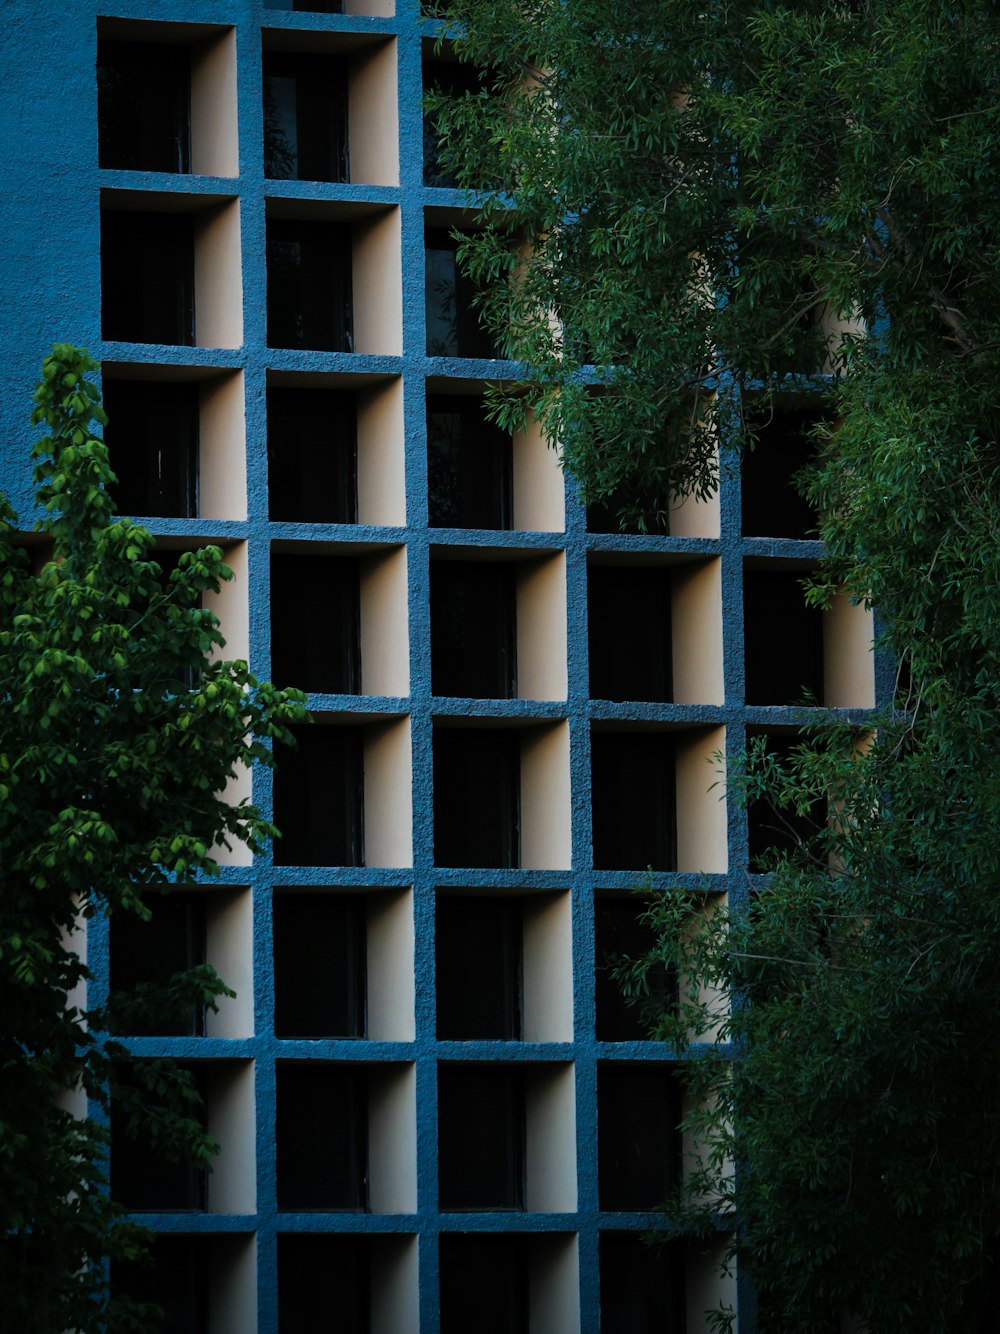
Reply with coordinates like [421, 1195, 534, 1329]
[591, 731, 677, 872]
[272, 724, 364, 867]
[436, 895, 522, 1039]
[276, 1065, 368, 1210]
[588, 565, 673, 702]
[597, 1065, 681, 1211]
[111, 1064, 207, 1211]
[98, 39, 191, 173]
[743, 568, 823, 706]
[599, 1233, 686, 1334]
[437, 1066, 524, 1210]
[433, 728, 520, 869]
[267, 387, 358, 524]
[102, 380, 198, 519]
[439, 1235, 527, 1334]
[587, 478, 671, 536]
[747, 734, 828, 872]
[263, 51, 348, 183]
[270, 553, 360, 695]
[742, 404, 823, 539]
[112, 1235, 209, 1332]
[425, 229, 498, 359]
[277, 1235, 368, 1334]
[102, 211, 194, 346]
[273, 893, 366, 1038]
[109, 890, 206, 1037]
[423, 55, 484, 188]
[594, 896, 676, 1042]
[427, 393, 512, 529]
[431, 560, 516, 698]
[267, 219, 353, 353]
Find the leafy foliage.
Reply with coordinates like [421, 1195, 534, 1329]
[432, 2, 1000, 1327]
[0, 346, 306, 1332]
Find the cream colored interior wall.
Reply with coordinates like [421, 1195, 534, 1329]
[213, 763, 253, 867]
[669, 479, 721, 538]
[513, 413, 565, 532]
[209, 1237, 257, 1334]
[675, 726, 727, 873]
[685, 1239, 737, 1333]
[206, 1062, 256, 1213]
[516, 554, 568, 700]
[364, 718, 413, 868]
[205, 890, 253, 1038]
[205, 541, 249, 663]
[368, 1064, 417, 1213]
[672, 559, 724, 705]
[371, 1238, 419, 1334]
[357, 379, 406, 526]
[353, 210, 402, 355]
[348, 41, 398, 186]
[367, 889, 415, 1040]
[360, 547, 409, 697]
[523, 892, 574, 1042]
[679, 892, 729, 1045]
[525, 1065, 577, 1212]
[529, 1235, 580, 1334]
[55, 907, 88, 1119]
[194, 202, 243, 349]
[520, 723, 572, 870]
[191, 29, 239, 177]
[199, 373, 247, 520]
[824, 591, 875, 707]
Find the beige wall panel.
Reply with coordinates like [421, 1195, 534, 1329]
[672, 559, 724, 705]
[372, 1238, 419, 1334]
[513, 413, 565, 532]
[358, 379, 406, 526]
[824, 591, 875, 707]
[525, 1065, 577, 1213]
[517, 554, 567, 700]
[369, 1064, 417, 1213]
[191, 29, 239, 177]
[523, 891, 574, 1042]
[360, 547, 409, 697]
[685, 1239, 737, 1333]
[367, 888, 415, 1041]
[209, 1238, 257, 1334]
[194, 202, 243, 349]
[364, 718, 413, 868]
[520, 723, 572, 870]
[199, 372, 247, 520]
[353, 210, 402, 355]
[348, 41, 398, 186]
[206, 1062, 256, 1213]
[675, 726, 727, 874]
[206, 889, 253, 1039]
[529, 1235, 580, 1334]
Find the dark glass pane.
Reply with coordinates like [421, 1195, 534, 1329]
[747, 736, 827, 871]
[267, 387, 358, 524]
[102, 211, 194, 346]
[588, 566, 673, 702]
[591, 733, 677, 871]
[436, 897, 521, 1039]
[431, 561, 516, 699]
[263, 52, 349, 183]
[276, 1066, 367, 1210]
[264, 0, 344, 9]
[97, 40, 190, 173]
[425, 229, 497, 359]
[598, 1066, 680, 1210]
[272, 725, 364, 867]
[433, 729, 519, 869]
[594, 898, 675, 1042]
[103, 380, 198, 519]
[109, 892, 206, 1037]
[742, 406, 822, 539]
[439, 1236, 527, 1334]
[427, 395, 512, 529]
[423, 59, 481, 188]
[273, 894, 366, 1038]
[267, 220, 353, 352]
[278, 1236, 368, 1334]
[438, 1067, 524, 1210]
[270, 554, 360, 694]
[599, 1234, 686, 1334]
[743, 570, 823, 705]
[111, 1067, 206, 1211]
[112, 1236, 209, 1333]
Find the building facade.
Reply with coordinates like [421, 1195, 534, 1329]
[0, 1, 884, 1329]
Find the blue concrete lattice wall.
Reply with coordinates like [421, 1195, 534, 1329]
[0, 1, 890, 1329]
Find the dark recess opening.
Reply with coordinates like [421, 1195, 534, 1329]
[587, 478, 671, 535]
[277, 1235, 369, 1334]
[431, 560, 516, 698]
[743, 570, 824, 705]
[594, 897, 676, 1042]
[599, 1233, 686, 1334]
[272, 724, 364, 867]
[101, 211, 194, 345]
[109, 890, 206, 1037]
[425, 229, 497, 359]
[270, 553, 360, 694]
[433, 729, 520, 869]
[97, 39, 191, 173]
[742, 405, 823, 538]
[276, 1066, 368, 1210]
[597, 1065, 681, 1211]
[423, 58, 482, 188]
[273, 893, 366, 1038]
[112, 1236, 209, 1334]
[439, 1235, 528, 1334]
[436, 896, 522, 1040]
[591, 732, 677, 871]
[588, 565, 673, 702]
[267, 219, 353, 352]
[747, 736, 827, 871]
[265, 0, 344, 10]
[267, 387, 358, 524]
[263, 51, 349, 182]
[427, 394, 512, 529]
[111, 1065, 207, 1211]
[437, 1067, 524, 1210]
[103, 379, 198, 519]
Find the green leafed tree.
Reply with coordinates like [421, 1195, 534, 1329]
[0, 345, 307, 1332]
[429, 2, 1000, 1328]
